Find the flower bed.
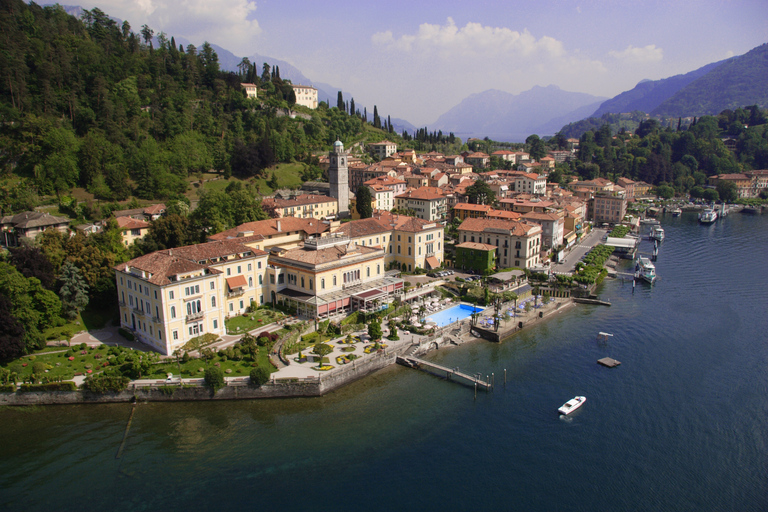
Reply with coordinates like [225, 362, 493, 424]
[312, 365, 334, 371]
[364, 343, 387, 354]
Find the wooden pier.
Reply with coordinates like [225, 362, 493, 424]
[396, 356, 492, 390]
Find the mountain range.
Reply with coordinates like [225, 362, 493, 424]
[429, 86, 606, 142]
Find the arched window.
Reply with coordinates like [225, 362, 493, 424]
[211, 297, 216, 308]
[186, 303, 191, 315]
[321, 278, 325, 289]
[367, 267, 370, 277]
[249, 277, 253, 287]
[258, 275, 262, 285]
[171, 306, 176, 319]
[333, 275, 337, 286]
[377, 264, 380, 274]
[301, 277, 305, 288]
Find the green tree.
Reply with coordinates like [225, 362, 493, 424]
[0, 294, 26, 361]
[526, 134, 547, 161]
[356, 185, 373, 219]
[368, 319, 382, 341]
[312, 343, 332, 367]
[716, 180, 738, 203]
[250, 366, 270, 386]
[465, 180, 496, 205]
[204, 366, 225, 391]
[58, 261, 90, 319]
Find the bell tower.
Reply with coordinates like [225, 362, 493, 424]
[329, 140, 350, 218]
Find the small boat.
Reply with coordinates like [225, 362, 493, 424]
[635, 257, 657, 284]
[671, 208, 682, 217]
[558, 396, 586, 415]
[639, 218, 660, 226]
[649, 225, 665, 242]
[699, 209, 718, 224]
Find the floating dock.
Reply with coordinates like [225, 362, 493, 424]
[597, 357, 621, 368]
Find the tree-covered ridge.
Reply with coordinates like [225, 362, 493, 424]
[0, 1, 389, 208]
[561, 107, 768, 198]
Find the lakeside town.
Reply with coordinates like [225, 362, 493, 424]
[2, 131, 764, 403]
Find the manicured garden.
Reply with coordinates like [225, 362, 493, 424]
[225, 307, 286, 334]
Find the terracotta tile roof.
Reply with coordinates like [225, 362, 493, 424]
[456, 242, 498, 251]
[275, 243, 382, 266]
[209, 217, 329, 241]
[458, 217, 542, 237]
[115, 240, 267, 286]
[163, 239, 267, 263]
[453, 203, 493, 212]
[373, 211, 438, 233]
[332, 218, 391, 238]
[143, 203, 166, 215]
[487, 210, 522, 220]
[115, 252, 214, 286]
[363, 176, 406, 186]
[522, 211, 562, 222]
[116, 216, 150, 230]
[396, 186, 446, 201]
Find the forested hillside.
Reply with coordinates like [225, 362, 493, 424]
[0, 1, 404, 211]
[555, 106, 768, 200]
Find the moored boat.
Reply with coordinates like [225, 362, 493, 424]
[699, 209, 718, 223]
[671, 208, 682, 217]
[649, 225, 665, 242]
[635, 257, 657, 284]
[558, 396, 586, 415]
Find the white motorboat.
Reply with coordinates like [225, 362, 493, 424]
[671, 208, 682, 217]
[649, 225, 665, 242]
[635, 257, 657, 284]
[699, 209, 718, 224]
[558, 396, 586, 415]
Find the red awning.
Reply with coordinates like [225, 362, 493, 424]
[426, 256, 440, 269]
[226, 275, 247, 290]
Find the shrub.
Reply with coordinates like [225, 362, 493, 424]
[79, 343, 87, 350]
[250, 366, 270, 386]
[82, 374, 130, 393]
[32, 362, 46, 375]
[204, 366, 225, 392]
[0, 384, 17, 393]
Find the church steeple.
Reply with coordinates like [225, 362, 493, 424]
[329, 140, 349, 218]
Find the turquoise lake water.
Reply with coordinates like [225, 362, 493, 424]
[1, 212, 766, 511]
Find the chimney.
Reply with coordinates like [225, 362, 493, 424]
[276, 220, 281, 232]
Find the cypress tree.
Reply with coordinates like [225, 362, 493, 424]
[337, 91, 344, 110]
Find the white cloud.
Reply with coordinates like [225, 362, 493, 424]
[78, 0, 261, 55]
[372, 18, 564, 59]
[609, 44, 664, 63]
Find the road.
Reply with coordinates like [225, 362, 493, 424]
[550, 227, 609, 275]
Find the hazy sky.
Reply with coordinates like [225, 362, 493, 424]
[75, 0, 767, 125]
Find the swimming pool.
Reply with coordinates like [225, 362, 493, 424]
[426, 303, 485, 328]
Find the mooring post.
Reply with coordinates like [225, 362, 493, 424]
[491, 372, 494, 390]
[474, 382, 477, 401]
[504, 368, 507, 387]
[486, 375, 489, 392]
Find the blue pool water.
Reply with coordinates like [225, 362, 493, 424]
[426, 303, 484, 327]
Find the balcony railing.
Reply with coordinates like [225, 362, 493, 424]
[226, 288, 245, 298]
[186, 311, 205, 323]
[132, 307, 145, 317]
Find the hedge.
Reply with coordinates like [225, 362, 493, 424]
[19, 382, 78, 392]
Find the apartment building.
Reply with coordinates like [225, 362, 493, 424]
[457, 218, 542, 269]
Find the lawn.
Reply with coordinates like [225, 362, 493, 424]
[225, 308, 286, 334]
[41, 301, 117, 342]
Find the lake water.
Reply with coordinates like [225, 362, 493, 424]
[1, 213, 767, 512]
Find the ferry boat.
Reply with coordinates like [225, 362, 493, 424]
[649, 225, 665, 242]
[699, 209, 718, 224]
[558, 396, 586, 415]
[635, 257, 657, 284]
[671, 208, 682, 217]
